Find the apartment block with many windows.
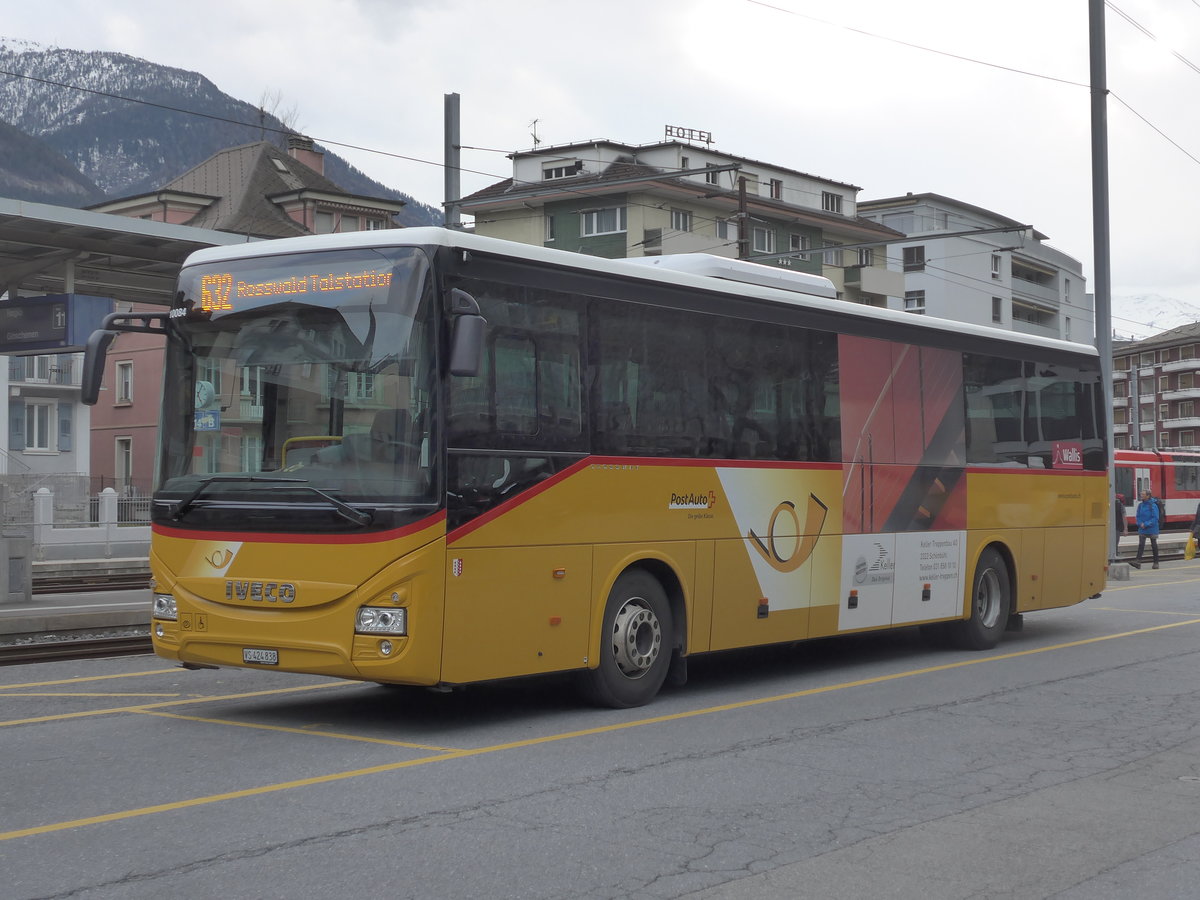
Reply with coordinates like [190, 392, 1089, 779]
[1112, 323, 1200, 451]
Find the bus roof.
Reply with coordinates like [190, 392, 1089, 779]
[182, 227, 1099, 360]
[621, 253, 836, 299]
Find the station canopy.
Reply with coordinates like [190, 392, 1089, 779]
[0, 198, 254, 307]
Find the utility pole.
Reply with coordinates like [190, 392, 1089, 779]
[1089, 0, 1117, 560]
[737, 177, 749, 260]
[444, 93, 462, 229]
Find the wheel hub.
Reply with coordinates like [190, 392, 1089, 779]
[976, 569, 1001, 628]
[611, 599, 662, 678]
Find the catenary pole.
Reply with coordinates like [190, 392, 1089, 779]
[444, 93, 462, 229]
[1089, 1, 1117, 560]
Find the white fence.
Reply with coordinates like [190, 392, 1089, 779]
[32, 487, 150, 561]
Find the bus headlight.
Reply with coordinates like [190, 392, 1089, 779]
[356, 606, 407, 636]
[152, 594, 178, 621]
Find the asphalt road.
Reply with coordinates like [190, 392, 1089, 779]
[3, 562, 1200, 899]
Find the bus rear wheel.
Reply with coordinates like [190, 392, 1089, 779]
[580, 570, 672, 708]
[948, 547, 1011, 650]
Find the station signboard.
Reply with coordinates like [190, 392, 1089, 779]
[0, 294, 114, 355]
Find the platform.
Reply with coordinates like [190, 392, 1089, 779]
[0, 588, 150, 637]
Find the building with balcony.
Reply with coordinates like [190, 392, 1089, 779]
[456, 135, 906, 305]
[1112, 323, 1200, 450]
[5, 352, 87, 476]
[857, 193, 1091, 344]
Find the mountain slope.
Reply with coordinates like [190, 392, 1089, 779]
[0, 117, 104, 205]
[0, 39, 440, 225]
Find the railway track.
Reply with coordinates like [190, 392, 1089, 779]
[33, 573, 151, 594]
[0, 633, 153, 666]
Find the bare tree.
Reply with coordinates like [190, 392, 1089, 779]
[257, 89, 303, 140]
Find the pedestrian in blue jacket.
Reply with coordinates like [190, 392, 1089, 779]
[1132, 489, 1160, 569]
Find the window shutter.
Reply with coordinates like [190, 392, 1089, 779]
[8, 400, 24, 451]
[57, 403, 73, 452]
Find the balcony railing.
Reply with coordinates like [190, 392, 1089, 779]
[1162, 416, 1200, 430]
[1011, 319, 1059, 340]
[1160, 358, 1200, 374]
[8, 357, 82, 386]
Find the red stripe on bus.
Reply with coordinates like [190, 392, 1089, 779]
[447, 458, 593, 544]
[152, 510, 447, 544]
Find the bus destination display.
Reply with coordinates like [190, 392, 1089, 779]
[199, 268, 394, 313]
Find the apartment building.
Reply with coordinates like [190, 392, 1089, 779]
[1112, 323, 1200, 450]
[457, 136, 906, 305]
[858, 193, 1091, 344]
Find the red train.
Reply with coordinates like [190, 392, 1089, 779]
[1114, 449, 1200, 531]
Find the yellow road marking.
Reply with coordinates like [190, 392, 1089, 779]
[4, 615, 1199, 843]
[0, 680, 351, 728]
[1, 692, 181, 698]
[1106, 581, 1200, 591]
[135, 709, 462, 752]
[1092, 607, 1200, 617]
[0, 668, 180, 691]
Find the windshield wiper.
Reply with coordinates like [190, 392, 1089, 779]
[170, 475, 373, 527]
[302, 484, 374, 527]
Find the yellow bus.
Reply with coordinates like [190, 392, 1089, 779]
[83, 228, 1108, 707]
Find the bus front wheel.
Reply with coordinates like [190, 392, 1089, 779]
[948, 547, 1011, 650]
[580, 570, 672, 708]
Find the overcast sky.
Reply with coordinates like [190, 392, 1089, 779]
[2, 0, 1198, 336]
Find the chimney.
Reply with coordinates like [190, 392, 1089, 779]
[287, 134, 324, 175]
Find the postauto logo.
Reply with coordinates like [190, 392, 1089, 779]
[668, 490, 717, 510]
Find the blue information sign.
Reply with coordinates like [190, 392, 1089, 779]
[194, 410, 221, 431]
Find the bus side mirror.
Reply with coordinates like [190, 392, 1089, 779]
[446, 289, 486, 377]
[80, 312, 171, 405]
[81, 330, 118, 405]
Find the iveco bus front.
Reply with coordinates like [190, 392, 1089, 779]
[83, 235, 483, 683]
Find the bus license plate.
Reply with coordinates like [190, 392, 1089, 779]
[243, 648, 278, 665]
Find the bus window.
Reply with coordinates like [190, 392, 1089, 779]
[593, 304, 838, 461]
[448, 284, 584, 451]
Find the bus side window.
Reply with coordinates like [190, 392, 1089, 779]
[447, 284, 584, 452]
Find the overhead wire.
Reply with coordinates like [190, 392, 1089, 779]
[2, 4, 1196, 331]
[742, 0, 1090, 88]
[0, 63, 834, 244]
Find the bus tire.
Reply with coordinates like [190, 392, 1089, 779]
[580, 569, 672, 709]
[948, 547, 1011, 650]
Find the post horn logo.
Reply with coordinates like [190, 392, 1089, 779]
[205, 548, 234, 569]
[748, 493, 829, 573]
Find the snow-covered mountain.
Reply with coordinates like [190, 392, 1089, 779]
[1111, 294, 1200, 341]
[0, 38, 440, 224]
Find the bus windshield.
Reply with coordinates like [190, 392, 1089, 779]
[157, 246, 437, 531]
